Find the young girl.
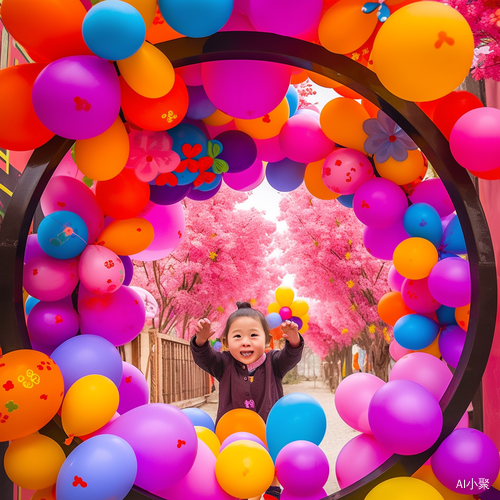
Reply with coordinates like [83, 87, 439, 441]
[190, 301, 304, 500]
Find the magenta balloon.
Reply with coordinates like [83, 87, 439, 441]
[223, 158, 265, 191]
[220, 432, 266, 452]
[335, 433, 392, 489]
[427, 257, 471, 308]
[221, 11, 255, 31]
[30, 340, 56, 357]
[401, 277, 441, 314]
[255, 135, 286, 162]
[389, 339, 411, 361]
[279, 114, 335, 164]
[368, 379, 443, 455]
[41, 176, 104, 243]
[131, 202, 186, 261]
[32, 55, 121, 140]
[438, 324, 467, 369]
[450, 107, 500, 172]
[388, 264, 405, 292]
[334, 373, 385, 434]
[363, 220, 408, 260]
[431, 429, 500, 495]
[24, 234, 46, 264]
[409, 179, 454, 218]
[275, 441, 329, 495]
[202, 60, 292, 119]
[281, 489, 327, 500]
[23, 255, 79, 301]
[389, 352, 452, 401]
[79, 245, 125, 294]
[441, 212, 455, 233]
[104, 403, 198, 492]
[205, 120, 236, 140]
[353, 178, 408, 228]
[117, 361, 150, 414]
[27, 299, 79, 347]
[79, 284, 146, 346]
[176, 65, 203, 86]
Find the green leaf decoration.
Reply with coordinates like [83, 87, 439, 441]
[207, 140, 223, 159]
[212, 158, 229, 174]
[82, 176, 94, 188]
[70, 143, 77, 163]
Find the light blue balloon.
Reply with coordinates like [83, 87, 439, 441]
[441, 215, 466, 255]
[266, 393, 326, 462]
[56, 434, 137, 500]
[159, 0, 234, 38]
[403, 203, 443, 248]
[82, 0, 146, 61]
[286, 85, 299, 117]
[25, 295, 40, 316]
[38, 210, 88, 259]
[394, 314, 440, 350]
[266, 312, 282, 330]
[181, 408, 215, 432]
[436, 305, 457, 327]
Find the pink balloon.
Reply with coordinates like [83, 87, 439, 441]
[255, 135, 286, 163]
[117, 361, 150, 415]
[334, 373, 386, 434]
[401, 277, 441, 314]
[281, 488, 327, 500]
[389, 352, 452, 401]
[335, 433, 392, 489]
[78, 245, 125, 294]
[53, 150, 88, 183]
[409, 178, 454, 218]
[131, 202, 186, 262]
[175, 65, 203, 86]
[388, 264, 405, 292]
[23, 255, 80, 301]
[322, 148, 374, 195]
[129, 286, 159, 319]
[450, 107, 500, 172]
[363, 220, 409, 260]
[456, 411, 469, 429]
[224, 158, 265, 191]
[389, 339, 411, 361]
[79, 284, 146, 346]
[202, 60, 292, 119]
[279, 114, 335, 164]
[221, 11, 255, 31]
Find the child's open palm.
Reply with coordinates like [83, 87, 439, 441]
[194, 318, 214, 346]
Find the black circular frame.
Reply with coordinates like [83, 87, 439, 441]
[0, 32, 496, 500]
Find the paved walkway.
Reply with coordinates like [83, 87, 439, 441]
[198, 379, 360, 495]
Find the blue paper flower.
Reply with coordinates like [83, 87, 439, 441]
[362, 0, 391, 23]
[363, 110, 417, 163]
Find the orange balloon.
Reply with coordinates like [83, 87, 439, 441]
[202, 109, 233, 127]
[121, 0, 157, 28]
[270, 326, 284, 340]
[304, 159, 341, 200]
[291, 70, 309, 84]
[307, 71, 342, 89]
[361, 98, 380, 118]
[0, 350, 64, 442]
[145, 5, 184, 44]
[0, 64, 55, 151]
[400, 160, 428, 196]
[97, 218, 155, 255]
[216, 409, 267, 446]
[455, 304, 470, 331]
[375, 149, 425, 185]
[334, 85, 363, 100]
[75, 117, 129, 181]
[378, 291, 415, 327]
[393, 237, 439, 280]
[120, 74, 188, 131]
[413, 465, 475, 500]
[31, 485, 56, 500]
[417, 333, 441, 358]
[1, 0, 92, 62]
[320, 98, 369, 151]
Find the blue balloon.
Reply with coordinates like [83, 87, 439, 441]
[337, 194, 354, 208]
[188, 179, 222, 201]
[37, 210, 88, 259]
[438, 250, 457, 261]
[441, 215, 466, 255]
[394, 314, 440, 350]
[56, 434, 137, 500]
[266, 393, 326, 462]
[195, 173, 222, 192]
[286, 85, 299, 117]
[158, 0, 233, 38]
[82, 0, 146, 61]
[213, 340, 222, 352]
[403, 203, 443, 248]
[25, 295, 40, 316]
[266, 312, 283, 330]
[436, 305, 457, 327]
[181, 408, 215, 432]
[51, 334, 123, 393]
[266, 158, 306, 192]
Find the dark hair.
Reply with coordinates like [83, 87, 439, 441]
[220, 301, 271, 346]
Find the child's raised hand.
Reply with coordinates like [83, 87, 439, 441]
[281, 320, 301, 348]
[194, 318, 214, 347]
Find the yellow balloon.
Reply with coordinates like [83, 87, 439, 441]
[320, 97, 369, 151]
[5, 433, 65, 491]
[195, 426, 221, 457]
[493, 453, 500, 490]
[413, 465, 475, 500]
[301, 313, 309, 324]
[121, 0, 157, 28]
[299, 323, 309, 334]
[393, 237, 439, 280]
[365, 477, 445, 500]
[319, 0, 379, 55]
[275, 286, 295, 307]
[304, 159, 340, 200]
[75, 117, 129, 181]
[291, 299, 309, 317]
[371, 2, 474, 102]
[268, 302, 281, 314]
[215, 409, 267, 446]
[235, 98, 290, 140]
[118, 42, 175, 99]
[98, 217, 155, 255]
[61, 374, 119, 438]
[375, 149, 425, 186]
[215, 440, 275, 499]
[202, 109, 233, 126]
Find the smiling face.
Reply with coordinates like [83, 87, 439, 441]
[226, 316, 267, 365]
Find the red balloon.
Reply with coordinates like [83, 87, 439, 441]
[469, 165, 500, 180]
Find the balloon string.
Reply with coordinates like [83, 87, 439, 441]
[45, 214, 89, 246]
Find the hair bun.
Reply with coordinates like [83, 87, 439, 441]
[236, 301, 252, 310]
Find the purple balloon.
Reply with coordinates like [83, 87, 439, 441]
[431, 428, 500, 495]
[266, 158, 306, 192]
[363, 220, 409, 260]
[409, 178, 454, 218]
[290, 316, 303, 331]
[275, 441, 329, 495]
[149, 183, 193, 205]
[223, 158, 265, 191]
[24, 234, 45, 264]
[117, 361, 150, 414]
[50, 334, 123, 393]
[215, 130, 257, 173]
[438, 325, 467, 369]
[220, 432, 267, 452]
[186, 85, 217, 120]
[79, 284, 146, 346]
[428, 257, 471, 308]
[188, 180, 222, 200]
[104, 403, 198, 492]
[368, 379, 443, 455]
[479, 486, 500, 500]
[32, 55, 121, 140]
[120, 255, 134, 286]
